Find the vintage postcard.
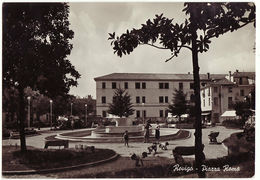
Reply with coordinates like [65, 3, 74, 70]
[2, 1, 257, 178]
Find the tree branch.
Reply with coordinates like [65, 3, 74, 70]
[140, 43, 168, 49]
[207, 21, 254, 39]
[141, 43, 192, 51]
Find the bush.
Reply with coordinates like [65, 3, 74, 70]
[222, 119, 244, 128]
[3, 128, 11, 138]
[11, 148, 116, 169]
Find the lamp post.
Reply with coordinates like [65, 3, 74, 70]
[142, 103, 145, 125]
[85, 104, 88, 126]
[27, 96, 31, 129]
[50, 100, 53, 130]
[71, 103, 73, 117]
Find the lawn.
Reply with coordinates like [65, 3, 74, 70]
[2, 146, 116, 171]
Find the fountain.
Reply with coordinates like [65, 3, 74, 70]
[55, 118, 182, 143]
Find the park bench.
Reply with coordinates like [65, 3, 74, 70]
[172, 145, 205, 165]
[44, 140, 69, 149]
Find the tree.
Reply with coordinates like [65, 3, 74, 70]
[108, 3, 255, 177]
[168, 89, 188, 122]
[3, 3, 80, 152]
[233, 101, 252, 125]
[3, 87, 19, 129]
[108, 88, 134, 118]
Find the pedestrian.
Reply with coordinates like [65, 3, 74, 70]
[155, 121, 160, 143]
[123, 130, 129, 147]
[144, 120, 152, 143]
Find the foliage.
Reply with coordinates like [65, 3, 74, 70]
[233, 101, 252, 124]
[222, 119, 245, 128]
[108, 88, 134, 117]
[2, 87, 19, 126]
[3, 146, 116, 171]
[3, 3, 80, 96]
[168, 89, 188, 122]
[70, 95, 96, 118]
[108, 3, 255, 61]
[108, 2, 255, 178]
[3, 3, 80, 151]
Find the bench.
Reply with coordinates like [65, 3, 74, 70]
[44, 140, 69, 149]
[172, 145, 205, 164]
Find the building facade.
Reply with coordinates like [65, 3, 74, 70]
[201, 71, 255, 124]
[94, 73, 226, 120]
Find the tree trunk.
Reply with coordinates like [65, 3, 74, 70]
[190, 12, 206, 178]
[18, 86, 27, 152]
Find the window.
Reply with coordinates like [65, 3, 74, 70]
[142, 82, 146, 89]
[179, 83, 183, 90]
[240, 89, 244, 96]
[202, 89, 205, 98]
[142, 96, 146, 103]
[159, 83, 164, 89]
[102, 111, 107, 117]
[190, 83, 194, 89]
[143, 110, 146, 118]
[165, 83, 169, 89]
[159, 96, 164, 103]
[228, 97, 233, 109]
[214, 97, 218, 106]
[239, 77, 242, 85]
[135, 82, 140, 89]
[159, 110, 164, 117]
[159, 82, 169, 89]
[101, 96, 106, 104]
[102, 82, 106, 89]
[208, 88, 211, 96]
[209, 98, 211, 106]
[136, 96, 140, 103]
[203, 99, 205, 107]
[165, 110, 168, 117]
[214, 87, 218, 93]
[124, 82, 128, 89]
[228, 87, 232, 93]
[165, 96, 168, 103]
[112, 82, 117, 89]
[136, 110, 140, 118]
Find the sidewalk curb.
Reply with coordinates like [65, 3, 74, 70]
[2, 153, 119, 175]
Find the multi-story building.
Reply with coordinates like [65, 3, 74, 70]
[94, 73, 226, 120]
[201, 71, 255, 124]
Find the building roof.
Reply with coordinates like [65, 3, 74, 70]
[94, 73, 227, 81]
[212, 78, 235, 85]
[233, 72, 255, 79]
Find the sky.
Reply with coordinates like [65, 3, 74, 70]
[67, 2, 256, 98]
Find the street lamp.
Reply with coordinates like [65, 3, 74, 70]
[71, 103, 73, 117]
[142, 103, 145, 125]
[85, 104, 88, 125]
[27, 96, 31, 129]
[50, 100, 53, 130]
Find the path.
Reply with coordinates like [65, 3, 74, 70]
[3, 126, 241, 159]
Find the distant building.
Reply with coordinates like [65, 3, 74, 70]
[201, 70, 255, 124]
[94, 73, 226, 120]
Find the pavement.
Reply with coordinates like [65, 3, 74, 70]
[2, 126, 242, 159]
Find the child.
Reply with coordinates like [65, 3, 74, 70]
[123, 130, 129, 147]
[131, 152, 147, 167]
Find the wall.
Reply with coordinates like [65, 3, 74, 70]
[96, 79, 207, 118]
